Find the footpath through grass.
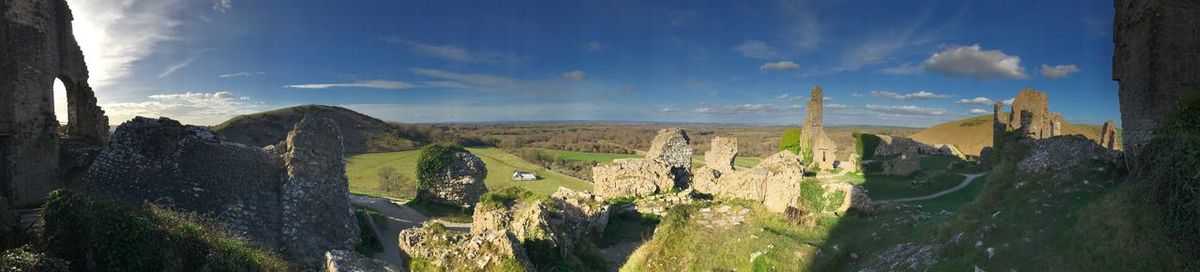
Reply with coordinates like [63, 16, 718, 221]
[346, 148, 592, 200]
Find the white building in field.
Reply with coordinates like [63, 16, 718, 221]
[511, 171, 538, 181]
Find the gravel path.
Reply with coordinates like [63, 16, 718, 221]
[874, 173, 987, 204]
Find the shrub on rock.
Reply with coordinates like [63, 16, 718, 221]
[416, 143, 488, 208]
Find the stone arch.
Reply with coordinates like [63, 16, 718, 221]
[1, 0, 109, 207]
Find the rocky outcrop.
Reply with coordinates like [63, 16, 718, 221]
[881, 152, 921, 176]
[398, 223, 531, 271]
[1, 0, 110, 208]
[1016, 135, 1116, 180]
[1113, 0, 1200, 166]
[700, 151, 805, 210]
[592, 159, 675, 198]
[646, 128, 693, 169]
[1100, 120, 1118, 150]
[993, 102, 1006, 148]
[419, 150, 488, 208]
[549, 187, 611, 239]
[705, 137, 738, 172]
[324, 250, 405, 272]
[80, 116, 358, 267]
[470, 188, 610, 256]
[822, 182, 873, 215]
[874, 136, 965, 159]
[978, 146, 994, 170]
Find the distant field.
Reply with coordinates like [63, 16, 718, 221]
[346, 148, 592, 200]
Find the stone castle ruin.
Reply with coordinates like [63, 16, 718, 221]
[593, 128, 692, 198]
[992, 89, 1066, 148]
[1, 0, 110, 208]
[801, 86, 838, 170]
[81, 116, 359, 266]
[1113, 0, 1200, 165]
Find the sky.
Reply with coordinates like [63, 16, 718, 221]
[55, 0, 1118, 127]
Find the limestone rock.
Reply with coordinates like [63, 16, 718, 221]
[549, 187, 611, 239]
[704, 151, 806, 214]
[323, 250, 405, 272]
[1016, 135, 1115, 180]
[419, 150, 488, 208]
[881, 153, 921, 176]
[690, 166, 721, 194]
[1100, 120, 1118, 150]
[80, 116, 357, 267]
[821, 183, 872, 215]
[592, 159, 674, 198]
[1009, 89, 1052, 138]
[705, 137, 738, 172]
[471, 187, 610, 254]
[398, 223, 531, 271]
[978, 146, 994, 170]
[645, 128, 693, 169]
[633, 189, 697, 216]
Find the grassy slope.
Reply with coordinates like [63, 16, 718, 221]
[910, 114, 1117, 156]
[213, 105, 416, 153]
[347, 148, 592, 199]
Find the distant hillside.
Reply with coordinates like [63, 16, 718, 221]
[213, 105, 418, 153]
[909, 114, 1119, 156]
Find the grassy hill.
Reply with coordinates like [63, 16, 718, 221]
[910, 114, 1118, 156]
[212, 105, 417, 153]
[346, 148, 592, 199]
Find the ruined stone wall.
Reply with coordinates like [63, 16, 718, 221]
[1, 0, 109, 208]
[81, 116, 356, 267]
[1113, 0, 1200, 164]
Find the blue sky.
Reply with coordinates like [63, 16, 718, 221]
[59, 0, 1117, 127]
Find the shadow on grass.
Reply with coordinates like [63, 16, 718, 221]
[404, 198, 473, 223]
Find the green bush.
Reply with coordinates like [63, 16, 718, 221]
[779, 128, 803, 155]
[416, 143, 467, 195]
[1138, 97, 1200, 257]
[853, 132, 882, 160]
[0, 247, 69, 272]
[38, 190, 288, 272]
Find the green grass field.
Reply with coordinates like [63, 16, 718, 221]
[346, 148, 593, 199]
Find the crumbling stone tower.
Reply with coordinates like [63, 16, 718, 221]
[1113, 0, 1199, 165]
[1, 0, 109, 207]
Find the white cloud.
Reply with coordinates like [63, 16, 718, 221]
[584, 41, 608, 51]
[956, 97, 995, 105]
[851, 92, 865, 98]
[411, 68, 573, 94]
[1002, 98, 1014, 105]
[105, 91, 266, 125]
[387, 39, 524, 65]
[70, 0, 187, 88]
[213, 0, 232, 13]
[881, 63, 923, 75]
[218, 71, 266, 78]
[923, 44, 1026, 79]
[864, 104, 948, 116]
[760, 61, 800, 72]
[561, 70, 587, 80]
[826, 103, 849, 109]
[968, 108, 988, 114]
[732, 40, 779, 59]
[870, 90, 948, 100]
[1040, 64, 1080, 79]
[284, 80, 419, 90]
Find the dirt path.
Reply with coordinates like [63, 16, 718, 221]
[350, 196, 471, 265]
[874, 173, 987, 204]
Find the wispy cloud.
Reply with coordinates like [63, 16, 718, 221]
[583, 41, 608, 51]
[105, 91, 266, 126]
[779, 0, 822, 50]
[213, 0, 232, 13]
[1040, 64, 1080, 79]
[870, 90, 948, 100]
[70, 0, 188, 87]
[561, 70, 587, 81]
[881, 63, 923, 75]
[968, 108, 988, 114]
[411, 68, 578, 95]
[732, 40, 780, 59]
[218, 71, 265, 78]
[760, 61, 800, 72]
[923, 44, 1026, 79]
[284, 80, 419, 90]
[865, 104, 949, 116]
[386, 39, 525, 65]
[956, 97, 995, 105]
[692, 103, 805, 114]
[159, 48, 216, 78]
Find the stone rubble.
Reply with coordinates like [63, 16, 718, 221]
[323, 250, 405, 272]
[705, 136, 738, 172]
[398, 222, 531, 271]
[592, 128, 693, 198]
